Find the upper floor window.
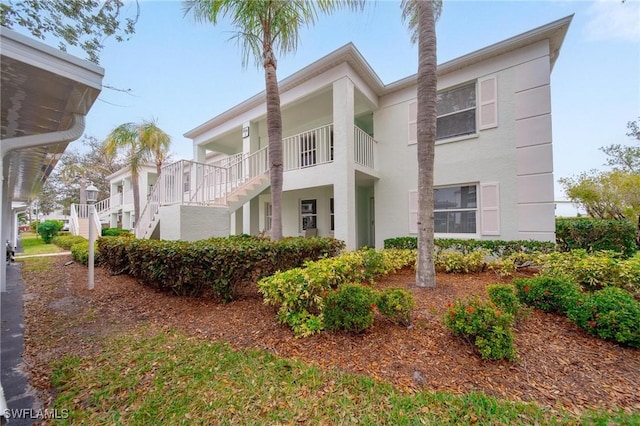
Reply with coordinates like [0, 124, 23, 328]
[436, 82, 476, 140]
[409, 80, 487, 143]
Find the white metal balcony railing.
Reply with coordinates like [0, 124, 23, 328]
[354, 126, 376, 169]
[283, 124, 377, 171]
[135, 147, 269, 238]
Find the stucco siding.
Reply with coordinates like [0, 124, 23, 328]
[159, 204, 229, 241]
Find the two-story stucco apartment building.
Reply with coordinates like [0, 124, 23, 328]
[101, 16, 571, 251]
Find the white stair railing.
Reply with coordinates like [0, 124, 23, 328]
[134, 148, 270, 238]
[69, 203, 80, 236]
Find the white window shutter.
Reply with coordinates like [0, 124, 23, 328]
[409, 190, 418, 234]
[478, 76, 498, 130]
[408, 101, 417, 145]
[480, 182, 500, 235]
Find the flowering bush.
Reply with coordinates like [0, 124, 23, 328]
[376, 288, 415, 326]
[567, 287, 640, 348]
[514, 275, 580, 315]
[323, 284, 377, 333]
[487, 284, 521, 318]
[444, 297, 516, 361]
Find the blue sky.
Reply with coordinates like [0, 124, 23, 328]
[62, 0, 638, 204]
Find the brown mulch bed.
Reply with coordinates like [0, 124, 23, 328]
[21, 255, 640, 415]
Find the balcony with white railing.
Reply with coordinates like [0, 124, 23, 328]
[282, 123, 377, 173]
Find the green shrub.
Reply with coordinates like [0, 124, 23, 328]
[537, 250, 625, 292]
[98, 236, 344, 301]
[323, 284, 377, 333]
[70, 241, 99, 266]
[52, 235, 87, 250]
[567, 287, 640, 348]
[435, 249, 487, 273]
[619, 254, 640, 297]
[444, 297, 516, 361]
[556, 217, 637, 258]
[376, 288, 415, 326]
[514, 275, 580, 315]
[383, 237, 418, 250]
[487, 284, 521, 318]
[37, 220, 63, 243]
[280, 310, 324, 338]
[383, 237, 555, 256]
[101, 228, 131, 237]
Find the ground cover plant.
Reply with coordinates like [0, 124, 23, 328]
[17, 249, 640, 423]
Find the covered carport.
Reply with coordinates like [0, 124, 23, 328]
[1, 26, 104, 420]
[1, 26, 104, 289]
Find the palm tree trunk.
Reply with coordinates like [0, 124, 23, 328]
[264, 47, 283, 241]
[416, 0, 437, 288]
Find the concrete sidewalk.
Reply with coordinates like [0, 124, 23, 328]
[1, 244, 44, 425]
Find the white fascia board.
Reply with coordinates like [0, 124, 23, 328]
[0, 27, 104, 93]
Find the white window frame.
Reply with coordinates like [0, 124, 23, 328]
[300, 199, 317, 232]
[408, 80, 492, 145]
[436, 81, 477, 141]
[409, 184, 480, 237]
[264, 202, 272, 232]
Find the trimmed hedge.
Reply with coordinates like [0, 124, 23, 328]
[52, 235, 87, 250]
[384, 237, 555, 256]
[70, 241, 99, 266]
[556, 218, 637, 258]
[101, 228, 132, 237]
[97, 236, 344, 302]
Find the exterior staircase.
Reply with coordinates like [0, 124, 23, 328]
[135, 147, 270, 239]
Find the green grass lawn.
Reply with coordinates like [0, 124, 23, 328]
[17, 232, 63, 256]
[50, 328, 638, 425]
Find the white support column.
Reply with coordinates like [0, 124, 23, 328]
[332, 77, 357, 250]
[1, 162, 7, 292]
[242, 121, 261, 235]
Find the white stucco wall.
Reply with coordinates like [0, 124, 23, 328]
[373, 41, 555, 246]
[159, 204, 230, 241]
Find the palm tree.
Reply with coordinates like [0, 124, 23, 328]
[104, 121, 171, 224]
[183, 0, 363, 241]
[139, 118, 172, 177]
[403, 0, 441, 288]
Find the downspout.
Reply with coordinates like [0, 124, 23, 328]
[0, 113, 86, 292]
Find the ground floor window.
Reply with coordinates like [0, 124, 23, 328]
[330, 198, 334, 231]
[410, 184, 478, 234]
[264, 202, 272, 231]
[434, 185, 477, 234]
[300, 199, 317, 231]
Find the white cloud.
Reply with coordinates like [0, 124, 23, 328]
[584, 0, 640, 42]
